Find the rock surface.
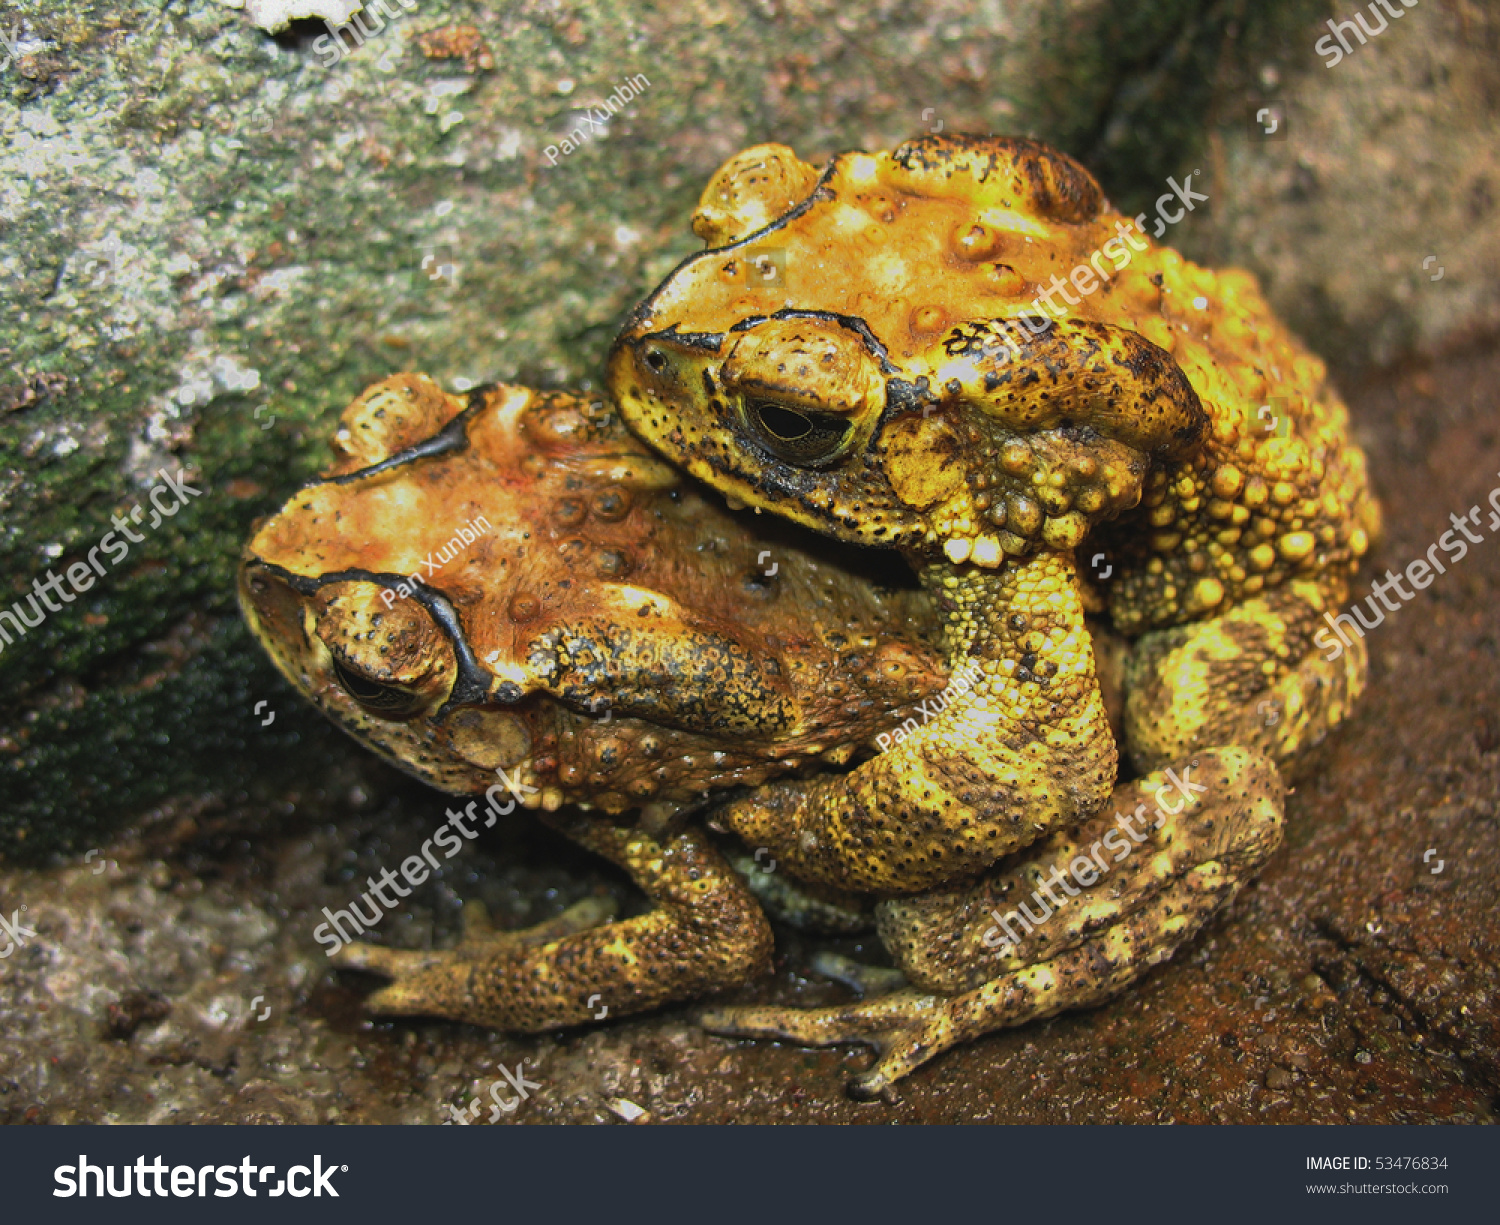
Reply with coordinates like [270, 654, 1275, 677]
[1199, 0, 1500, 372]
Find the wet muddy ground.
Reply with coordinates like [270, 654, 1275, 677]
[1, 338, 1496, 1126]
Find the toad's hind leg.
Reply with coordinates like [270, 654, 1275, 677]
[701, 747, 1282, 1098]
[1123, 579, 1366, 774]
[334, 815, 772, 1030]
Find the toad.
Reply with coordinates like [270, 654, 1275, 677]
[240, 374, 947, 1030]
[609, 134, 1380, 1094]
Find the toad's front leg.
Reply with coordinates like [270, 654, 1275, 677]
[334, 815, 772, 1029]
[719, 549, 1118, 893]
[702, 745, 1283, 1098]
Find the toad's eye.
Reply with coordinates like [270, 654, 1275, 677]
[330, 656, 427, 719]
[742, 399, 852, 467]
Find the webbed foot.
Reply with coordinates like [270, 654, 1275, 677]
[703, 747, 1284, 1096]
[334, 818, 772, 1031]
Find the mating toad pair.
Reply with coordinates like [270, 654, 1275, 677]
[241, 135, 1378, 1098]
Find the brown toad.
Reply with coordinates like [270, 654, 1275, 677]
[240, 374, 947, 1030]
[610, 134, 1380, 1094]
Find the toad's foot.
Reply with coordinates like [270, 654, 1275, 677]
[703, 880, 1218, 1100]
[333, 896, 618, 979]
[807, 951, 907, 998]
[727, 850, 872, 934]
[334, 816, 772, 1030]
[700, 988, 943, 1101]
[702, 746, 1283, 1098]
